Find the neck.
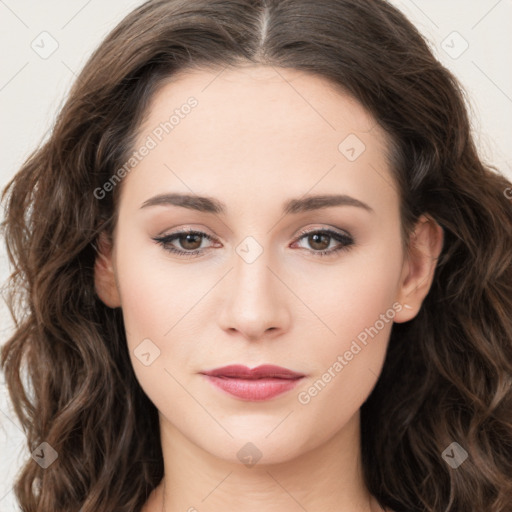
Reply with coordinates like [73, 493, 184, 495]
[153, 411, 382, 512]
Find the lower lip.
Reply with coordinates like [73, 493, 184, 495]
[203, 375, 303, 401]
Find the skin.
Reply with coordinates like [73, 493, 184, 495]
[94, 65, 443, 512]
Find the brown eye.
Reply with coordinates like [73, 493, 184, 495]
[177, 233, 203, 250]
[153, 230, 216, 257]
[307, 233, 331, 251]
[292, 228, 354, 257]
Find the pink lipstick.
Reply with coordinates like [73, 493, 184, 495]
[200, 364, 305, 401]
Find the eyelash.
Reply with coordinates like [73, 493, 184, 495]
[152, 227, 354, 259]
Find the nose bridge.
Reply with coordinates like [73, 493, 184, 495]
[234, 238, 274, 299]
[217, 235, 290, 339]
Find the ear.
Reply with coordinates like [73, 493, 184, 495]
[394, 214, 444, 323]
[93, 231, 121, 308]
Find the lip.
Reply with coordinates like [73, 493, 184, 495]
[200, 364, 305, 401]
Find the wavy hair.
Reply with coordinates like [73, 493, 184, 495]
[2, 0, 512, 510]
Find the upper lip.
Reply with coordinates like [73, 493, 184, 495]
[200, 364, 305, 379]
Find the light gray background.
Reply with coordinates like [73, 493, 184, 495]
[1, 0, 511, 509]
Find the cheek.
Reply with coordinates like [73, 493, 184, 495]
[299, 233, 404, 353]
[115, 262, 201, 421]
[292, 237, 404, 426]
[112, 234, 200, 391]
[115, 234, 204, 343]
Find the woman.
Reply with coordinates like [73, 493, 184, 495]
[2, 0, 511, 511]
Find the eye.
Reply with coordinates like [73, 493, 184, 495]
[153, 227, 355, 259]
[291, 228, 354, 257]
[152, 229, 217, 258]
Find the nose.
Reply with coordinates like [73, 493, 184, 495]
[217, 243, 291, 342]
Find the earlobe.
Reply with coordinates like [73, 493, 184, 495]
[93, 231, 121, 308]
[394, 214, 444, 323]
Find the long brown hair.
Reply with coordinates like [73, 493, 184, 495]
[2, 1, 512, 510]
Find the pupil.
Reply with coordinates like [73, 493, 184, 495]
[310, 233, 329, 250]
[177, 233, 332, 252]
[182, 234, 201, 250]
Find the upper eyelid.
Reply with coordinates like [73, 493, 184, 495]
[156, 225, 352, 239]
[294, 226, 352, 239]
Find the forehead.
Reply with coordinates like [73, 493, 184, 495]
[141, 64, 381, 140]
[120, 65, 396, 216]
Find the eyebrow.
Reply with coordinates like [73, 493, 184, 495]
[140, 192, 374, 215]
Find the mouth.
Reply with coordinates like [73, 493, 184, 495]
[199, 364, 305, 401]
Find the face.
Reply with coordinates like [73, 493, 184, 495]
[94, 65, 439, 465]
